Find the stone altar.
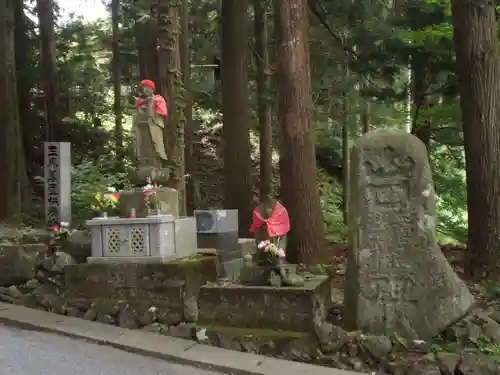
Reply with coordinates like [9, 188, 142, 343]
[344, 129, 473, 340]
[86, 215, 197, 262]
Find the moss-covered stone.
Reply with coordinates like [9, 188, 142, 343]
[63, 255, 218, 321]
[198, 276, 331, 331]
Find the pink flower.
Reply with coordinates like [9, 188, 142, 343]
[258, 240, 270, 250]
[143, 189, 156, 197]
[50, 225, 59, 232]
[276, 248, 286, 258]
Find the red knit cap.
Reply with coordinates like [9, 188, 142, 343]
[139, 79, 156, 91]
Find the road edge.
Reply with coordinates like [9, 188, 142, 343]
[0, 303, 359, 375]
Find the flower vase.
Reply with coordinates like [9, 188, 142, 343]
[100, 212, 108, 219]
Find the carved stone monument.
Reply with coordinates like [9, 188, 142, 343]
[344, 129, 473, 340]
[44, 142, 71, 227]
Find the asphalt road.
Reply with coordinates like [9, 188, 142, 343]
[0, 324, 222, 375]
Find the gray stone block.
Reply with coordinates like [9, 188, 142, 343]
[173, 217, 198, 258]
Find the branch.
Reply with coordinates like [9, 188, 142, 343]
[307, 0, 359, 61]
[248, 41, 275, 74]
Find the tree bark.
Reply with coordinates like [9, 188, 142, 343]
[14, 0, 34, 208]
[451, 0, 500, 279]
[254, 0, 273, 199]
[411, 56, 431, 148]
[37, 0, 61, 142]
[0, 0, 26, 223]
[276, 0, 325, 264]
[14, 0, 31, 147]
[341, 89, 349, 224]
[180, 0, 195, 215]
[221, 0, 253, 237]
[111, 0, 124, 160]
[157, 1, 186, 215]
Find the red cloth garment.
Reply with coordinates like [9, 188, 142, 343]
[134, 94, 168, 117]
[249, 202, 290, 237]
[139, 79, 156, 91]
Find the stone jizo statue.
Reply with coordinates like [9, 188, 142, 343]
[248, 196, 304, 287]
[132, 79, 168, 168]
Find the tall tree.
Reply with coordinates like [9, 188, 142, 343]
[111, 0, 124, 160]
[451, 0, 500, 279]
[276, 0, 325, 263]
[221, 0, 253, 236]
[37, 0, 61, 141]
[254, 0, 273, 199]
[157, 0, 186, 215]
[13, 0, 31, 143]
[180, 0, 195, 215]
[0, 0, 26, 223]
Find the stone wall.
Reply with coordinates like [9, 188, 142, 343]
[64, 257, 219, 324]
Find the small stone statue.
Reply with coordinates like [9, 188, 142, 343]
[248, 196, 305, 287]
[131, 79, 170, 185]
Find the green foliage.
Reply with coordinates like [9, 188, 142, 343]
[318, 170, 346, 243]
[485, 281, 500, 300]
[432, 146, 467, 244]
[432, 335, 500, 358]
[71, 158, 132, 223]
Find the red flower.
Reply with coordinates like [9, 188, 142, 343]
[50, 225, 59, 232]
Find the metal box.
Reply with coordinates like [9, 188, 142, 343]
[86, 215, 198, 261]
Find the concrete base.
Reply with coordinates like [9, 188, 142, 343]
[87, 256, 187, 264]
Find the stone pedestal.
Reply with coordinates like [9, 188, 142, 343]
[118, 187, 179, 218]
[198, 276, 330, 332]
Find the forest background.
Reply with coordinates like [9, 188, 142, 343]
[0, 0, 496, 277]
